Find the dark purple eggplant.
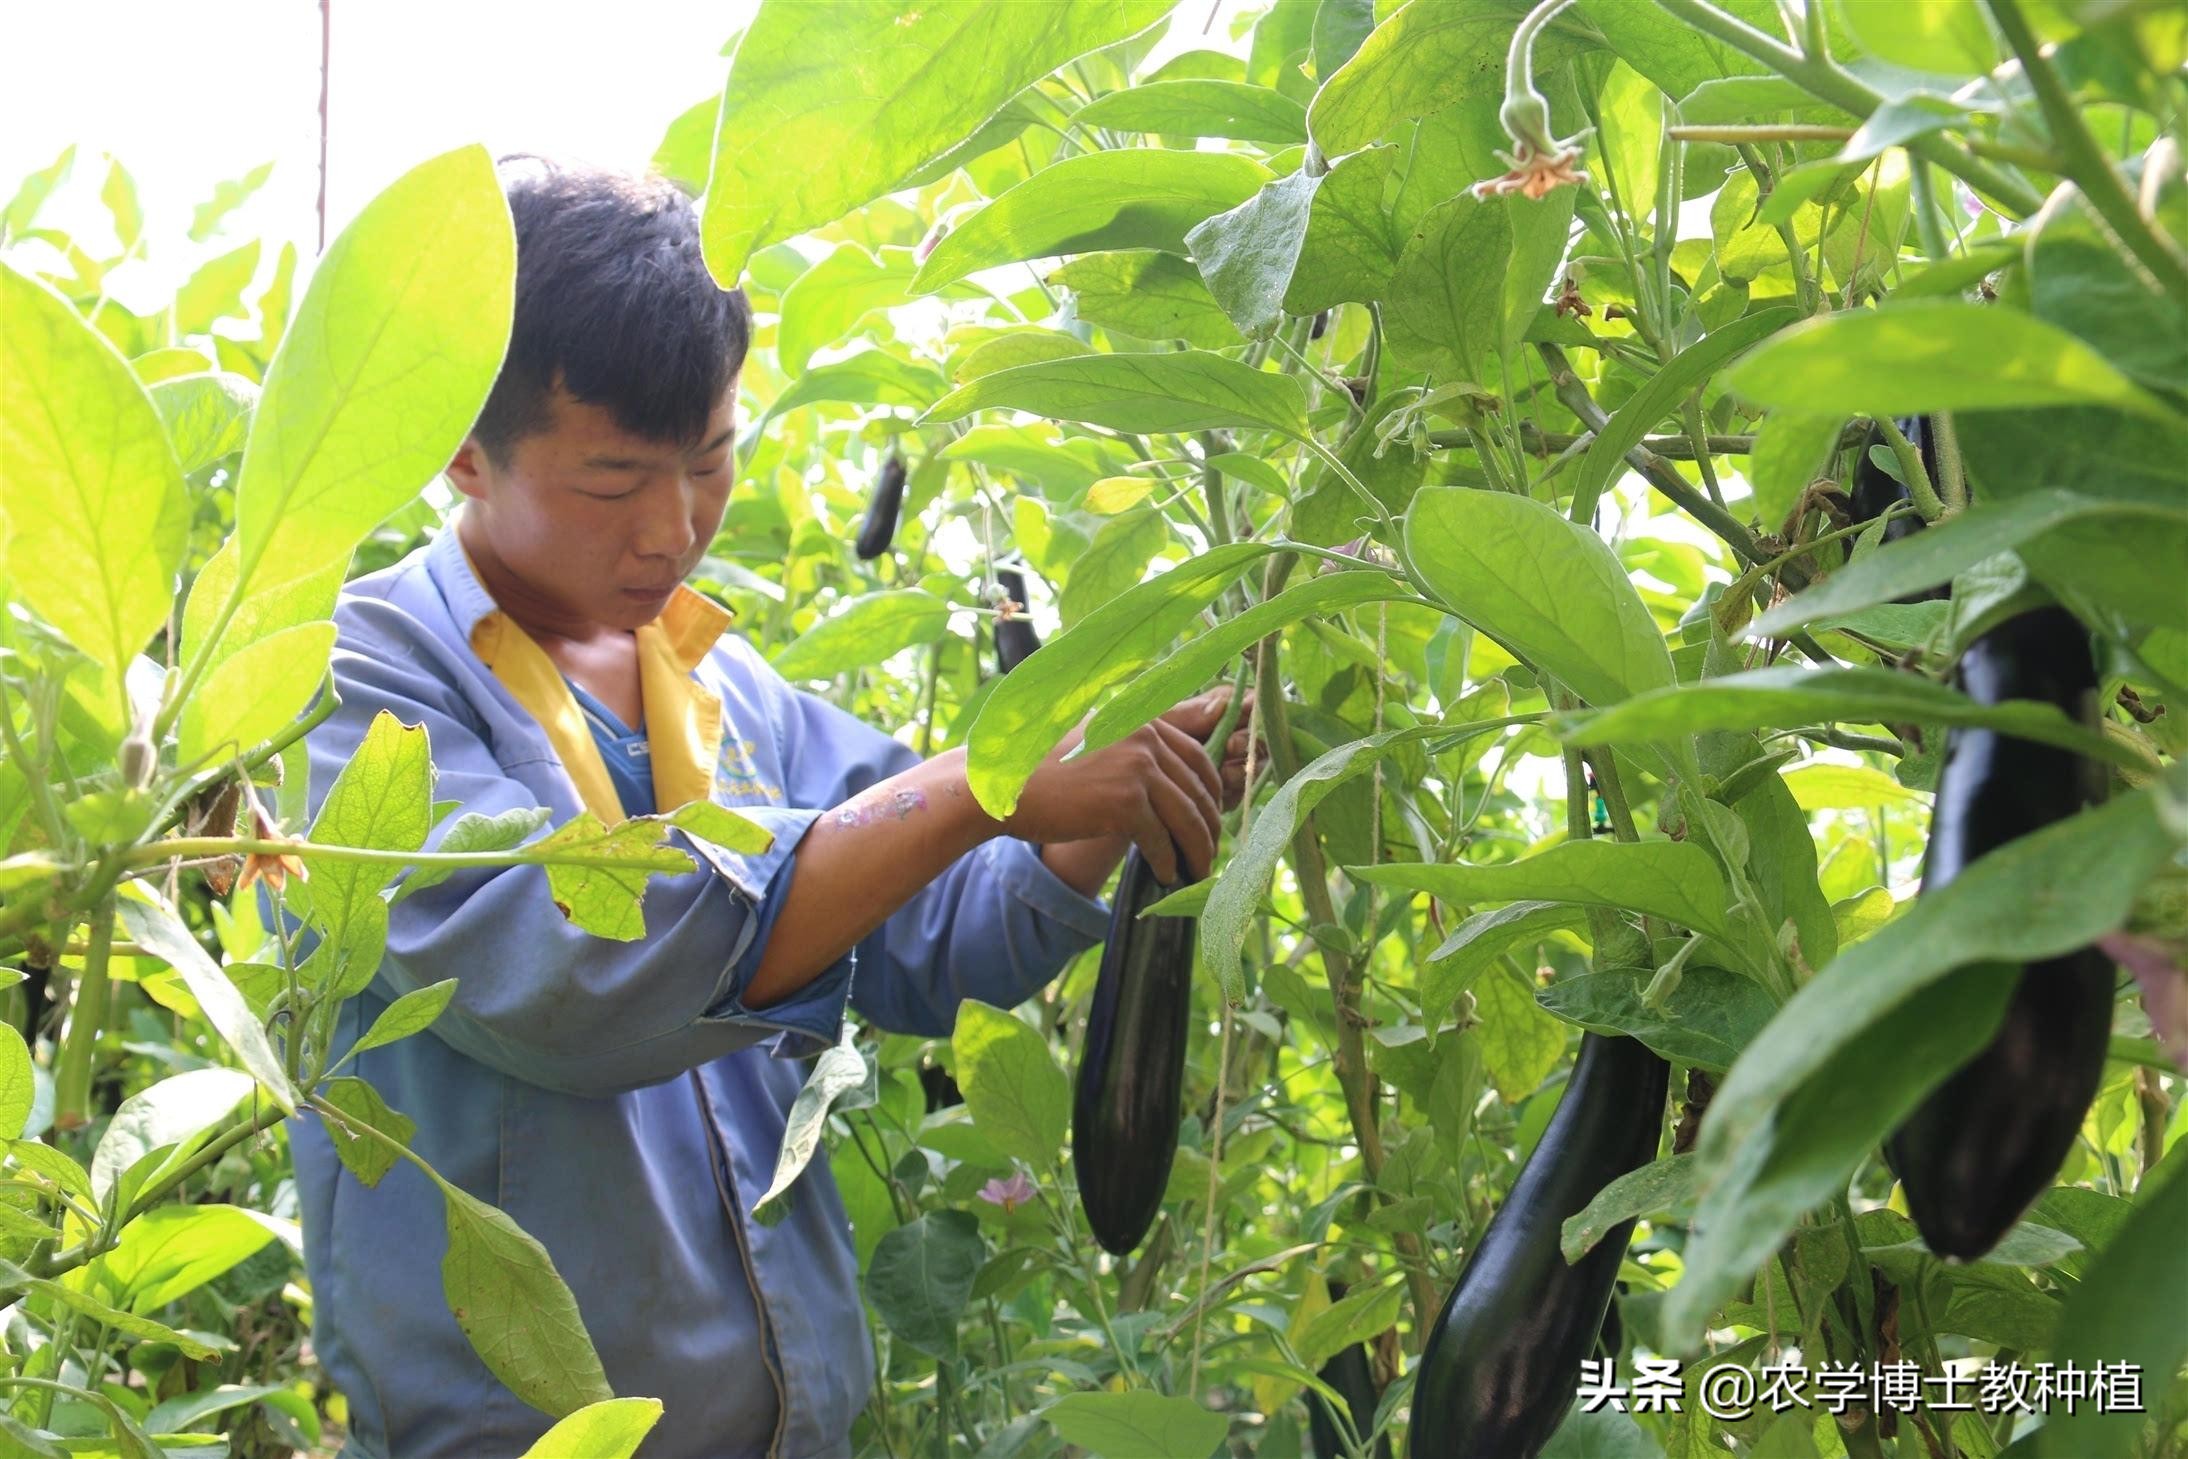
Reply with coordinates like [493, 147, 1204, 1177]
[854, 453, 907, 561]
[995, 568, 1041, 675]
[1408, 1033, 1669, 1459]
[918, 1062, 962, 1112]
[1073, 846, 1197, 1256]
[1884, 607, 2113, 1261]
[1845, 417, 1951, 602]
[1307, 1293, 1392, 1459]
[1311, 309, 1330, 341]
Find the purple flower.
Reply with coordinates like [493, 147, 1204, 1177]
[977, 1169, 1037, 1213]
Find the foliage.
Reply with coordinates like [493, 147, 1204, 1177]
[5, 0, 2187, 1455]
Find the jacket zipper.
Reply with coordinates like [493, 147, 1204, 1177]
[692, 1069, 791, 1459]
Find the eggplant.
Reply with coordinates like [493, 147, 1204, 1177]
[1309, 1338, 1391, 1459]
[918, 1062, 962, 1112]
[1408, 1033, 1669, 1459]
[995, 568, 1041, 675]
[1845, 417, 1951, 601]
[854, 453, 907, 561]
[1073, 846, 1198, 1255]
[1884, 607, 2113, 1261]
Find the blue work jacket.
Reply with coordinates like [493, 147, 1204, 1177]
[289, 525, 1109, 1457]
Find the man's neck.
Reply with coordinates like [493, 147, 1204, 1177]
[457, 507, 614, 647]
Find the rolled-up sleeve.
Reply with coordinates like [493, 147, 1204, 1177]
[307, 601, 844, 1097]
[757, 660, 1112, 1038]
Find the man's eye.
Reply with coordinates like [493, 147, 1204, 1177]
[583, 488, 638, 502]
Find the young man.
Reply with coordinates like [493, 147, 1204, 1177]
[290, 157, 1253, 1458]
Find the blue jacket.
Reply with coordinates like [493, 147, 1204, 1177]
[291, 526, 1109, 1457]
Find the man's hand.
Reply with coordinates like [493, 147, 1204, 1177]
[1003, 683, 1260, 886]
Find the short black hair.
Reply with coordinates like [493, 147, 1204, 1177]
[471, 156, 752, 462]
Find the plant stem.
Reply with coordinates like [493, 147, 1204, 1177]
[1650, 0, 2046, 217]
[1988, 0, 2188, 309]
[51, 893, 115, 1131]
[1670, 125, 1855, 144]
[1874, 415, 1947, 521]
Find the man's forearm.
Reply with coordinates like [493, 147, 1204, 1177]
[743, 748, 1002, 1007]
[1041, 835, 1130, 899]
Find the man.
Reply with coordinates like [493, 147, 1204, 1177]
[290, 156, 1254, 1458]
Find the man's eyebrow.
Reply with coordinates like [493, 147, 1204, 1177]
[580, 427, 734, 472]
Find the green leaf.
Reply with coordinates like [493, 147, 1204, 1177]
[963, 544, 1277, 819]
[143, 1383, 311, 1438]
[1380, 197, 1510, 382]
[0, 1257, 219, 1361]
[1665, 769, 2187, 1349]
[0, 262, 188, 687]
[951, 1000, 1068, 1167]
[116, 896, 295, 1113]
[1073, 79, 1307, 142]
[1537, 966, 1775, 1071]
[1746, 410, 1848, 529]
[518, 1399, 666, 1459]
[1406, 488, 1675, 708]
[1960, 406, 2188, 510]
[231, 145, 511, 598]
[0, 1027, 31, 1142]
[700, 0, 1174, 280]
[777, 244, 913, 376]
[752, 1027, 870, 1214]
[1052, 252, 1240, 349]
[89, 1067, 255, 1207]
[923, 350, 1309, 438]
[178, 621, 335, 764]
[1060, 512, 1171, 629]
[937, 421, 1120, 495]
[1839, 0, 1997, 75]
[1043, 1390, 1230, 1459]
[864, 1209, 986, 1359]
[1187, 170, 1320, 340]
[913, 150, 1272, 294]
[188, 160, 273, 242]
[1309, 0, 1589, 153]
[1781, 763, 1928, 811]
[437, 1175, 614, 1417]
[2040, 1148, 2188, 1459]
[318, 1075, 414, 1188]
[353, 979, 459, 1057]
[954, 329, 1093, 380]
[88, 1203, 284, 1315]
[1423, 901, 1587, 1025]
[1291, 1276, 1404, 1370]
[394, 807, 552, 901]
[771, 590, 951, 681]
[1570, 308, 1799, 524]
[1562, 1153, 1695, 1263]
[1081, 568, 1407, 754]
[1282, 145, 1403, 313]
[1747, 490, 2188, 640]
[1721, 302, 2177, 423]
[1560, 664, 2143, 773]
[309, 709, 435, 939]
[528, 813, 695, 943]
[758, 350, 945, 426]
[1474, 963, 1570, 1102]
[149, 371, 255, 476]
[1355, 840, 1735, 940]
[661, 800, 774, 856]
[179, 535, 344, 692]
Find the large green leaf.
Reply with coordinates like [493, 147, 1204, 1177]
[863, 1210, 986, 1359]
[1406, 488, 1675, 708]
[700, 1, 1174, 280]
[1043, 1390, 1230, 1459]
[1560, 664, 2144, 772]
[149, 371, 255, 476]
[951, 1001, 1068, 1168]
[1422, 900, 1587, 1025]
[1721, 301, 2176, 422]
[1282, 145, 1403, 313]
[1060, 511, 1172, 628]
[1537, 965, 1775, 1071]
[1663, 768, 2188, 1349]
[318, 1075, 414, 1188]
[179, 536, 344, 694]
[0, 1027, 30, 1142]
[1186, 171, 1320, 340]
[1380, 197, 1510, 382]
[1569, 307, 1799, 524]
[178, 620, 336, 764]
[771, 590, 951, 681]
[518, 1400, 665, 1459]
[438, 1175, 614, 1418]
[1073, 79, 1308, 142]
[1748, 490, 2188, 639]
[1052, 252, 1241, 349]
[230, 146, 512, 602]
[777, 244, 912, 375]
[923, 351, 1310, 440]
[527, 813, 696, 944]
[1474, 961, 1570, 1102]
[757, 350, 946, 425]
[116, 896, 295, 1113]
[1355, 839, 1736, 940]
[752, 1028, 871, 1216]
[913, 150, 1272, 294]
[0, 262, 188, 689]
[85, 1203, 283, 1315]
[308, 709, 435, 943]
[89, 1067, 255, 1206]
[1309, 0, 1590, 153]
[962, 544, 1278, 818]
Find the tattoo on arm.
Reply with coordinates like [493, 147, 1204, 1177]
[834, 787, 928, 828]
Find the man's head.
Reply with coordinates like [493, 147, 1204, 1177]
[448, 157, 752, 635]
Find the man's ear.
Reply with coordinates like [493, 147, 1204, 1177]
[445, 437, 492, 502]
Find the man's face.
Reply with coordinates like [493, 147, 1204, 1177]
[450, 382, 737, 634]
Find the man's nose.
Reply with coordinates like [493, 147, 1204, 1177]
[633, 482, 699, 559]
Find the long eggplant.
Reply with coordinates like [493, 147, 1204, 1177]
[1845, 417, 1952, 602]
[1073, 846, 1198, 1256]
[854, 453, 907, 561]
[1408, 1033, 1669, 1459]
[1309, 1335, 1392, 1459]
[1885, 607, 2113, 1260]
[995, 568, 1041, 675]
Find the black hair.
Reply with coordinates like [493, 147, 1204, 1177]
[471, 155, 752, 462]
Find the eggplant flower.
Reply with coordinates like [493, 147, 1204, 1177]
[977, 1169, 1037, 1213]
[235, 786, 310, 896]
